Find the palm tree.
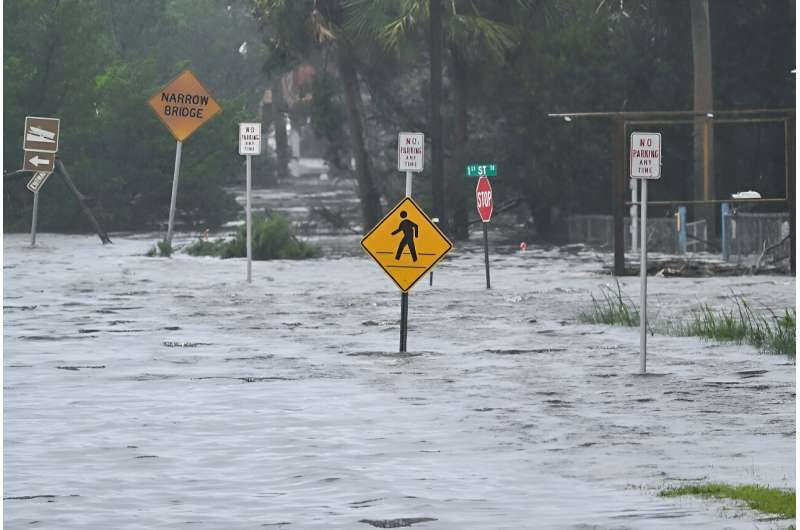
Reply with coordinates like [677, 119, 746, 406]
[349, 0, 520, 238]
[253, 0, 382, 229]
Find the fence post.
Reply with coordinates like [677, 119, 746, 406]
[677, 206, 687, 254]
[721, 202, 731, 261]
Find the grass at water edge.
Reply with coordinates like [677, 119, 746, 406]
[659, 483, 796, 519]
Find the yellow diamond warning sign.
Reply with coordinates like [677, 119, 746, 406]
[361, 197, 453, 292]
[148, 69, 221, 142]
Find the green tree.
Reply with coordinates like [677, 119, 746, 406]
[349, 0, 520, 238]
[253, 0, 383, 230]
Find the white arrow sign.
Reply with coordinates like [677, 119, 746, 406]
[28, 155, 48, 167]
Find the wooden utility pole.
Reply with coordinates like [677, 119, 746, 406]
[612, 117, 626, 276]
[690, 0, 715, 234]
[429, 0, 446, 232]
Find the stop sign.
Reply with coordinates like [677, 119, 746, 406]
[475, 176, 493, 222]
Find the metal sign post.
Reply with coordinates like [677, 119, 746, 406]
[639, 178, 648, 373]
[148, 69, 222, 249]
[475, 175, 494, 289]
[239, 123, 262, 282]
[630, 178, 639, 253]
[22, 116, 60, 247]
[166, 140, 182, 247]
[396, 132, 425, 353]
[429, 217, 439, 286]
[401, 169, 412, 351]
[30, 191, 39, 247]
[630, 132, 662, 375]
[246, 154, 253, 282]
[361, 197, 451, 353]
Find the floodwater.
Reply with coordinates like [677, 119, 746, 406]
[3, 184, 796, 529]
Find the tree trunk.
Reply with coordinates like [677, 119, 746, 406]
[690, 0, 715, 232]
[272, 76, 290, 181]
[429, 0, 446, 231]
[449, 45, 469, 240]
[256, 96, 275, 187]
[336, 41, 382, 229]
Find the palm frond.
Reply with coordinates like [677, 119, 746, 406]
[449, 13, 518, 60]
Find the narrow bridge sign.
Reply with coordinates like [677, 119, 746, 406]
[148, 69, 221, 142]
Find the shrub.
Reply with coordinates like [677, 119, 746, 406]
[183, 239, 227, 257]
[145, 240, 173, 257]
[179, 214, 319, 260]
[222, 214, 319, 260]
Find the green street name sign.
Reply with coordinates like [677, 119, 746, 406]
[466, 163, 497, 177]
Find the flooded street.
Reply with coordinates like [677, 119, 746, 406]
[4, 199, 794, 529]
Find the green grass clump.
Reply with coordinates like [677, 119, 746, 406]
[183, 239, 227, 257]
[222, 214, 319, 260]
[660, 483, 795, 519]
[180, 214, 320, 260]
[579, 279, 639, 326]
[145, 241, 173, 257]
[666, 297, 795, 357]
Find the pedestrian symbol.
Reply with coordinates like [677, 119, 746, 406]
[361, 197, 453, 292]
[392, 211, 419, 261]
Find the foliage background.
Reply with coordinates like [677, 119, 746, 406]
[3, 0, 795, 238]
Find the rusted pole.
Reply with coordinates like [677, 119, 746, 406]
[55, 159, 111, 244]
[612, 116, 626, 276]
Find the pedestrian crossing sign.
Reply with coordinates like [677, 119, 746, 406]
[361, 197, 453, 292]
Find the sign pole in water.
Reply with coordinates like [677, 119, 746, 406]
[30, 191, 39, 247]
[22, 116, 60, 247]
[639, 178, 648, 373]
[475, 174, 494, 289]
[361, 196, 452, 352]
[630, 132, 662, 375]
[239, 123, 262, 283]
[246, 154, 253, 282]
[166, 140, 183, 247]
[148, 69, 222, 248]
[396, 132, 423, 352]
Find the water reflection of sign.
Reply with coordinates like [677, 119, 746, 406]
[397, 132, 424, 172]
[148, 69, 221, 142]
[361, 196, 452, 292]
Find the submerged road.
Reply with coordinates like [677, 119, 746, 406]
[4, 233, 795, 529]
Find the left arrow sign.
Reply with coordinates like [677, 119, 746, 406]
[23, 150, 55, 172]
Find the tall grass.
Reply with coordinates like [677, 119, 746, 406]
[665, 297, 795, 357]
[578, 280, 639, 327]
[579, 285, 795, 357]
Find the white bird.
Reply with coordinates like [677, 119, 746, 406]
[238, 42, 247, 56]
